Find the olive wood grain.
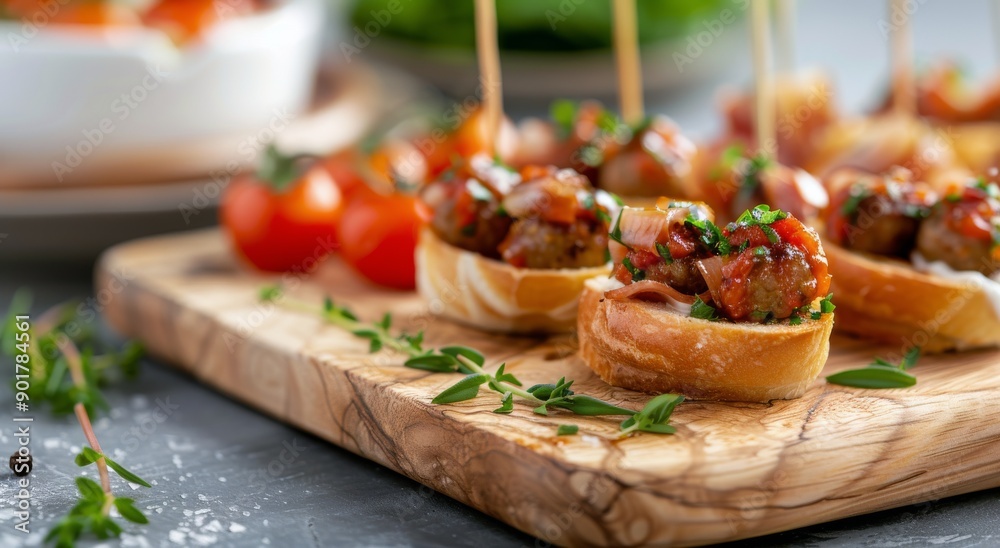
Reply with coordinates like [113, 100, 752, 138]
[96, 229, 1000, 547]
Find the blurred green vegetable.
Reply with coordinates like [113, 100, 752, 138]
[349, 0, 741, 52]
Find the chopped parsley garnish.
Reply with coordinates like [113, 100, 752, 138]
[690, 296, 719, 320]
[974, 177, 1000, 198]
[608, 210, 630, 250]
[622, 257, 645, 281]
[842, 184, 871, 216]
[737, 154, 771, 202]
[751, 310, 776, 323]
[753, 245, 768, 257]
[810, 293, 836, 320]
[582, 194, 611, 223]
[735, 204, 788, 226]
[550, 99, 578, 140]
[708, 144, 745, 181]
[685, 216, 731, 256]
[730, 205, 787, 245]
[788, 315, 803, 326]
[655, 242, 674, 265]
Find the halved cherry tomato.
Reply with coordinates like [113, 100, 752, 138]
[337, 190, 422, 290]
[220, 146, 343, 273]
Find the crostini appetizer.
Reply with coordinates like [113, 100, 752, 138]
[822, 167, 1000, 351]
[416, 157, 620, 333]
[577, 200, 835, 402]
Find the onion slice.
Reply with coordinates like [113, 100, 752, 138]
[604, 280, 699, 315]
[696, 256, 725, 306]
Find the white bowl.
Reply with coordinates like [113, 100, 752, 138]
[0, 0, 324, 187]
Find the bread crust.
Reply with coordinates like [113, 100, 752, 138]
[416, 228, 610, 334]
[577, 279, 834, 402]
[824, 242, 1000, 352]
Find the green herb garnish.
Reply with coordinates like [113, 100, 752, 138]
[655, 242, 674, 265]
[620, 394, 685, 435]
[690, 296, 719, 321]
[608, 210, 630, 250]
[262, 287, 683, 437]
[622, 257, 645, 281]
[826, 347, 920, 389]
[685, 216, 731, 256]
[556, 424, 579, 436]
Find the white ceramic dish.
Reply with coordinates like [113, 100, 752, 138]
[0, 0, 324, 187]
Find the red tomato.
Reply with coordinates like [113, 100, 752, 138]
[319, 149, 368, 199]
[338, 191, 421, 290]
[220, 150, 343, 273]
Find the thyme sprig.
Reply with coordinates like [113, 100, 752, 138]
[2, 291, 151, 547]
[260, 286, 684, 436]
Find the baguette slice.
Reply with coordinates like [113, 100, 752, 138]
[825, 241, 1000, 353]
[577, 278, 834, 402]
[416, 228, 610, 334]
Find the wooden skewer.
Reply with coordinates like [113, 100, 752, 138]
[992, 0, 1000, 67]
[613, 0, 644, 125]
[751, 0, 775, 158]
[474, 0, 503, 155]
[775, 0, 796, 74]
[890, 0, 915, 114]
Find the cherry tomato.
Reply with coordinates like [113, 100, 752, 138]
[49, 2, 141, 26]
[338, 191, 422, 290]
[319, 149, 368, 199]
[220, 147, 343, 273]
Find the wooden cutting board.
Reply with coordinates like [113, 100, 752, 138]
[97, 229, 1000, 547]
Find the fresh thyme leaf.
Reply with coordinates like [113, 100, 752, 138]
[690, 297, 719, 321]
[556, 424, 579, 436]
[440, 346, 485, 367]
[621, 394, 684, 435]
[74, 447, 101, 467]
[102, 456, 151, 488]
[826, 366, 917, 389]
[114, 498, 149, 525]
[431, 373, 490, 404]
[655, 242, 674, 265]
[259, 285, 282, 302]
[492, 363, 522, 386]
[404, 354, 460, 373]
[75, 477, 103, 501]
[493, 392, 514, 414]
[826, 347, 922, 389]
[789, 315, 803, 326]
[900, 347, 921, 370]
[551, 395, 635, 416]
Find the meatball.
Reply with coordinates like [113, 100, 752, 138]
[644, 256, 709, 295]
[825, 168, 937, 258]
[916, 182, 1000, 275]
[718, 244, 818, 322]
[499, 218, 608, 269]
[597, 116, 696, 198]
[423, 178, 513, 259]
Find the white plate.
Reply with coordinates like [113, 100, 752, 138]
[0, 0, 324, 187]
